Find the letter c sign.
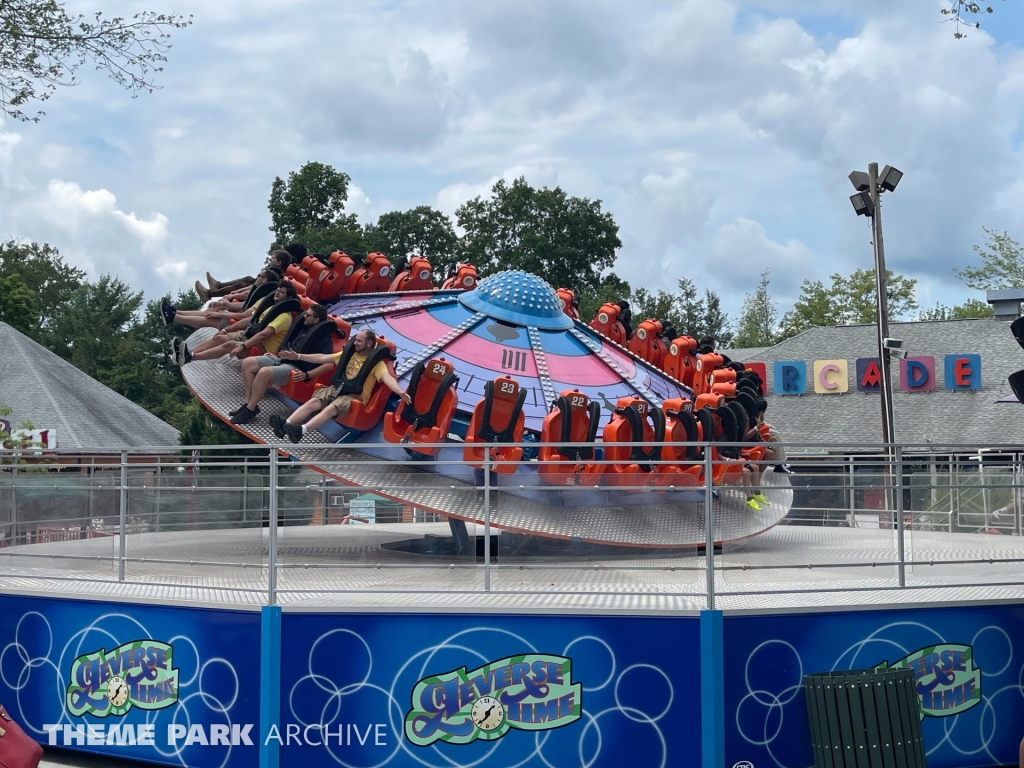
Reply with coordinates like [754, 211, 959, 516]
[813, 359, 848, 394]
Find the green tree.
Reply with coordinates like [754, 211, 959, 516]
[456, 177, 622, 293]
[44, 275, 143, 380]
[625, 277, 732, 345]
[1, 1, 191, 121]
[0, 240, 85, 333]
[955, 229, 1024, 291]
[577, 273, 631, 324]
[364, 206, 460, 273]
[781, 268, 917, 337]
[700, 290, 733, 347]
[835, 268, 918, 325]
[0, 273, 39, 334]
[268, 162, 362, 253]
[917, 298, 995, 321]
[631, 287, 680, 329]
[734, 269, 778, 348]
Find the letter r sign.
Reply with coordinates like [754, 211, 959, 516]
[773, 361, 806, 395]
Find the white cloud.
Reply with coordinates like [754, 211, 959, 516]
[43, 180, 169, 252]
[0, 0, 1021, 319]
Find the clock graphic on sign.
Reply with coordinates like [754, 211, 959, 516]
[107, 676, 129, 707]
[470, 696, 505, 732]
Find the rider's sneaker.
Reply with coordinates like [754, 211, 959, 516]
[745, 498, 762, 512]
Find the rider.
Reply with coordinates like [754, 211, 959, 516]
[270, 329, 411, 443]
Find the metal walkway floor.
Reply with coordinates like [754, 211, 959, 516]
[2, 524, 1022, 613]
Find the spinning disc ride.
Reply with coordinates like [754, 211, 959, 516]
[181, 270, 792, 547]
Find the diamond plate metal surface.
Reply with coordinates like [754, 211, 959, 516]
[5, 525, 1024, 613]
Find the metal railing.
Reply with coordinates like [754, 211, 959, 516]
[1, 441, 1022, 610]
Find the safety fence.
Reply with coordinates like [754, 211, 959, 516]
[0, 442, 1021, 609]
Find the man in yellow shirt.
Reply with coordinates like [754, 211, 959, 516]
[174, 283, 297, 365]
[273, 329, 410, 442]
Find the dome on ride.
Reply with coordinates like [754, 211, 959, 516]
[458, 270, 574, 330]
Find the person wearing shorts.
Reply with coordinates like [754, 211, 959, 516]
[269, 329, 410, 443]
[172, 283, 297, 366]
[231, 305, 330, 424]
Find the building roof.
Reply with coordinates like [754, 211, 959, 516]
[737, 318, 1024, 448]
[0, 322, 179, 450]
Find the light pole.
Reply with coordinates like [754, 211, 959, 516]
[849, 163, 903, 448]
[850, 163, 904, 534]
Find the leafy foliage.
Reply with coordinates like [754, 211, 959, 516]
[364, 206, 460, 275]
[456, 177, 621, 293]
[0, 0, 191, 121]
[0, 240, 84, 331]
[0, 243, 242, 447]
[0, 273, 38, 334]
[941, 1, 1001, 39]
[955, 229, 1024, 291]
[917, 299, 995, 321]
[781, 269, 918, 337]
[629, 278, 733, 346]
[268, 162, 359, 253]
[734, 269, 779, 348]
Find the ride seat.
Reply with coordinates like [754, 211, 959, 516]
[243, 297, 301, 357]
[383, 357, 459, 456]
[285, 264, 310, 285]
[601, 397, 666, 489]
[349, 253, 393, 294]
[663, 336, 698, 386]
[691, 353, 725, 396]
[326, 336, 399, 432]
[659, 398, 703, 487]
[441, 263, 478, 291]
[588, 302, 628, 346]
[538, 389, 604, 486]
[555, 288, 580, 320]
[276, 318, 346, 402]
[463, 375, 527, 474]
[305, 252, 355, 303]
[627, 320, 667, 369]
[389, 256, 434, 292]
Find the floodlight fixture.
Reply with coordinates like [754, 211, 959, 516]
[879, 165, 903, 192]
[850, 191, 874, 217]
[848, 170, 870, 192]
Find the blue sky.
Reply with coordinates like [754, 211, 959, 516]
[2, 0, 1024, 322]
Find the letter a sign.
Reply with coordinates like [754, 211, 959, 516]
[856, 358, 881, 392]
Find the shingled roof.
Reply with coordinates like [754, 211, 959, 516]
[726, 317, 1024, 448]
[0, 322, 179, 450]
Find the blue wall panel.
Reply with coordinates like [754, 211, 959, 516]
[279, 612, 700, 768]
[0, 593, 261, 767]
[723, 604, 1024, 768]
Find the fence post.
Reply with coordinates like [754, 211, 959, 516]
[154, 456, 161, 534]
[896, 446, 905, 587]
[483, 455, 491, 592]
[242, 456, 248, 524]
[268, 447, 278, 606]
[118, 450, 127, 581]
[9, 461, 17, 545]
[704, 449, 715, 611]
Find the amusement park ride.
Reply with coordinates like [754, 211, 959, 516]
[181, 252, 793, 548]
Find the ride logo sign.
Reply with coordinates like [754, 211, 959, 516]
[877, 644, 982, 718]
[66, 640, 179, 717]
[404, 653, 581, 746]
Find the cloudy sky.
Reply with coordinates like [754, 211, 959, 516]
[2, 0, 1024, 320]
